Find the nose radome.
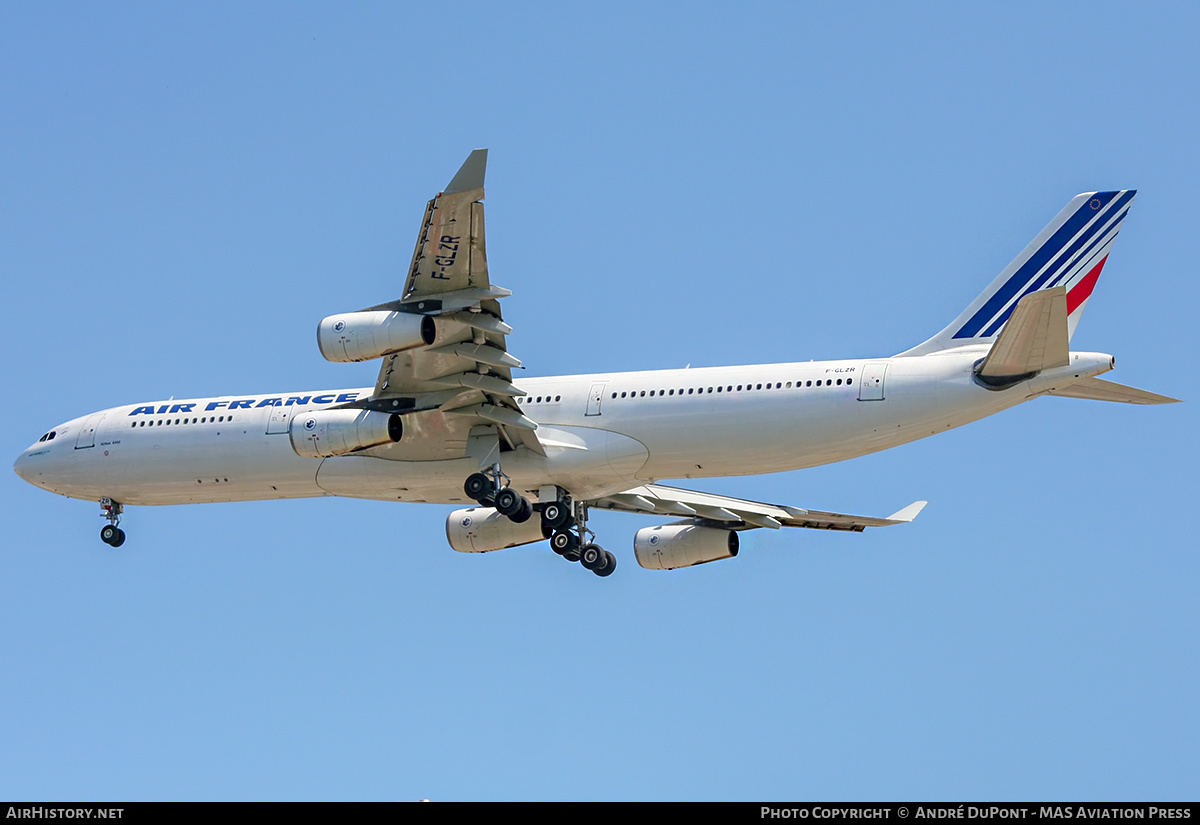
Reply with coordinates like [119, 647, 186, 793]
[13, 451, 32, 483]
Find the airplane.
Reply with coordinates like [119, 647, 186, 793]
[12, 150, 1179, 577]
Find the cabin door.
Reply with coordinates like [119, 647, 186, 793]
[858, 363, 888, 401]
[585, 382, 607, 416]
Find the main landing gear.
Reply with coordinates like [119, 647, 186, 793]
[463, 466, 533, 523]
[98, 498, 126, 547]
[547, 500, 616, 578]
[463, 472, 616, 578]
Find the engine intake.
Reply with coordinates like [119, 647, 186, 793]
[634, 523, 740, 570]
[446, 507, 549, 553]
[289, 409, 403, 458]
[317, 310, 436, 363]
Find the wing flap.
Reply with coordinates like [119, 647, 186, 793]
[349, 150, 545, 458]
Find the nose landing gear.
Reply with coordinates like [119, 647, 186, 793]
[98, 498, 126, 547]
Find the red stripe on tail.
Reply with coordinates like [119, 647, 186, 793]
[1067, 255, 1108, 315]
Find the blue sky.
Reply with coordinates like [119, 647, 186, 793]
[2, 2, 1197, 801]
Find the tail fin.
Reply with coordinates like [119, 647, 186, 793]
[899, 190, 1137, 356]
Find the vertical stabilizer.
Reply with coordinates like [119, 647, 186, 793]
[899, 190, 1136, 356]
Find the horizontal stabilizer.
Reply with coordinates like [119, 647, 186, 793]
[977, 287, 1068, 382]
[1046, 377, 1180, 405]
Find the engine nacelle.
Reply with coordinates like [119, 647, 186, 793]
[317, 310, 436, 363]
[634, 523, 740, 570]
[289, 409, 403, 458]
[446, 507, 549, 553]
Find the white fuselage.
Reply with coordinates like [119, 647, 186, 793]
[13, 349, 1114, 508]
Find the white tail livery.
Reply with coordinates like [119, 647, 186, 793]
[13, 154, 1177, 577]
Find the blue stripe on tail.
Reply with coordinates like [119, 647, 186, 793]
[978, 192, 1135, 336]
[952, 191, 1120, 339]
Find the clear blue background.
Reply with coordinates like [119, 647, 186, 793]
[2, 1, 1196, 801]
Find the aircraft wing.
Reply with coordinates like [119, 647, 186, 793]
[590, 483, 927, 532]
[355, 150, 543, 456]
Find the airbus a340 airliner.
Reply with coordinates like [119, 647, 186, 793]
[13, 150, 1178, 577]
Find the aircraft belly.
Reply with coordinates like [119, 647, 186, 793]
[312, 425, 650, 504]
[315, 455, 482, 504]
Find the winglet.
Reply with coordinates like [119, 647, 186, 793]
[885, 501, 927, 523]
[444, 148, 488, 194]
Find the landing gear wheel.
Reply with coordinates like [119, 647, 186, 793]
[508, 497, 534, 524]
[100, 525, 120, 546]
[111, 528, 126, 548]
[562, 546, 582, 563]
[580, 543, 605, 570]
[494, 488, 524, 517]
[464, 473, 491, 502]
[593, 550, 616, 577]
[550, 530, 578, 556]
[541, 501, 570, 530]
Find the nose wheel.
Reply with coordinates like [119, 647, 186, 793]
[98, 498, 126, 547]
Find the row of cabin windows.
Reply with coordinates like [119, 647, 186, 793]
[517, 395, 561, 404]
[130, 415, 234, 428]
[609, 378, 853, 399]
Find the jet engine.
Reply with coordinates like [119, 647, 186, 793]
[633, 523, 740, 570]
[289, 409, 403, 458]
[317, 310, 436, 363]
[446, 507, 550, 553]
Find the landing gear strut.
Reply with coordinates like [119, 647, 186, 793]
[463, 466, 533, 523]
[462, 472, 616, 577]
[548, 499, 615, 578]
[98, 498, 126, 547]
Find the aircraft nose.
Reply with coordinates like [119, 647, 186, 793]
[13, 450, 33, 483]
